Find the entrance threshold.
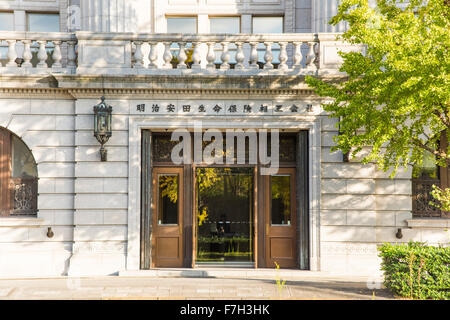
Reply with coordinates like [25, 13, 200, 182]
[195, 262, 254, 268]
[119, 268, 322, 280]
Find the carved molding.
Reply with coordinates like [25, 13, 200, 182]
[321, 243, 379, 256]
[0, 74, 346, 99]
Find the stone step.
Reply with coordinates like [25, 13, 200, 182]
[118, 268, 375, 282]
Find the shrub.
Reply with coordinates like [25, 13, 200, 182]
[378, 242, 450, 300]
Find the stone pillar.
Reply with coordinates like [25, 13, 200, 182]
[68, 0, 81, 32]
[312, 0, 347, 33]
[80, 0, 139, 32]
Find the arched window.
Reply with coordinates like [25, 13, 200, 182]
[0, 128, 38, 216]
[412, 135, 450, 218]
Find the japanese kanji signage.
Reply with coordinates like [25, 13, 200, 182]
[131, 101, 315, 115]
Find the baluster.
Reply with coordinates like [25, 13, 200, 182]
[148, 42, 158, 69]
[293, 42, 302, 70]
[67, 40, 77, 68]
[235, 42, 245, 70]
[206, 42, 216, 70]
[278, 42, 288, 70]
[220, 42, 230, 70]
[305, 41, 317, 71]
[177, 42, 187, 69]
[249, 42, 259, 69]
[263, 42, 273, 70]
[22, 40, 33, 68]
[37, 40, 48, 68]
[6, 40, 17, 67]
[163, 42, 173, 69]
[133, 41, 144, 68]
[191, 42, 201, 69]
[52, 41, 62, 68]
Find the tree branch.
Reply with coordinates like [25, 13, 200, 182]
[412, 138, 450, 166]
[434, 109, 450, 128]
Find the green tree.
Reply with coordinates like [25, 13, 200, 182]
[306, 0, 450, 176]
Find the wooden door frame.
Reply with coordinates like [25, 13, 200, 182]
[264, 167, 298, 268]
[151, 166, 184, 268]
[139, 130, 310, 270]
[0, 129, 12, 216]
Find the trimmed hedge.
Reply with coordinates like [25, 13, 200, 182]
[378, 242, 450, 300]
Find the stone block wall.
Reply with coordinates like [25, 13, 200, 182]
[0, 98, 75, 277]
[318, 115, 449, 276]
[0, 96, 449, 278]
[68, 98, 129, 276]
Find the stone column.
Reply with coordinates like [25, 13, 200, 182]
[312, 0, 347, 33]
[80, 0, 139, 32]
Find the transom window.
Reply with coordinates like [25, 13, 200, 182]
[209, 17, 240, 66]
[0, 128, 38, 216]
[26, 12, 60, 67]
[27, 12, 60, 32]
[166, 17, 197, 33]
[0, 12, 14, 67]
[252, 16, 283, 65]
[252, 16, 283, 33]
[0, 12, 14, 31]
[209, 17, 240, 33]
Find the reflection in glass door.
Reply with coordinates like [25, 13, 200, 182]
[195, 167, 254, 265]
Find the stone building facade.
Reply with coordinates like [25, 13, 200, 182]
[0, 0, 448, 278]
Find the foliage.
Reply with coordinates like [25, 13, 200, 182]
[158, 175, 178, 203]
[378, 242, 450, 299]
[305, 0, 450, 175]
[274, 261, 287, 296]
[430, 184, 450, 211]
[198, 207, 209, 226]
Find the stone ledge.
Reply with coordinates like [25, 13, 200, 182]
[406, 218, 450, 229]
[0, 217, 45, 228]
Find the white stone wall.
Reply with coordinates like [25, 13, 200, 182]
[0, 98, 75, 277]
[68, 98, 129, 276]
[318, 115, 449, 276]
[0, 0, 448, 279]
[0, 0, 347, 34]
[0, 0, 68, 32]
[0, 96, 449, 278]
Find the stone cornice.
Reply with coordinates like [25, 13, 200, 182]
[0, 74, 346, 99]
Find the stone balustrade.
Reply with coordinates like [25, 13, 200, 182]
[0, 32, 78, 74]
[0, 32, 363, 76]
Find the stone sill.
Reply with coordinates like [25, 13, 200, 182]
[0, 217, 45, 228]
[406, 218, 450, 229]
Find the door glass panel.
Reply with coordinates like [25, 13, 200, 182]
[158, 174, 179, 225]
[271, 175, 291, 225]
[196, 167, 253, 264]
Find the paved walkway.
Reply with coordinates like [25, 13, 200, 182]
[0, 270, 394, 300]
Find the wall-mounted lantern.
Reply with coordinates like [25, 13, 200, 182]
[93, 96, 112, 161]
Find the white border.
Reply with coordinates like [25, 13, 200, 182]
[126, 115, 321, 271]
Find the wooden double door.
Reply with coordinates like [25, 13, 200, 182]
[148, 166, 298, 269]
[141, 130, 309, 269]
